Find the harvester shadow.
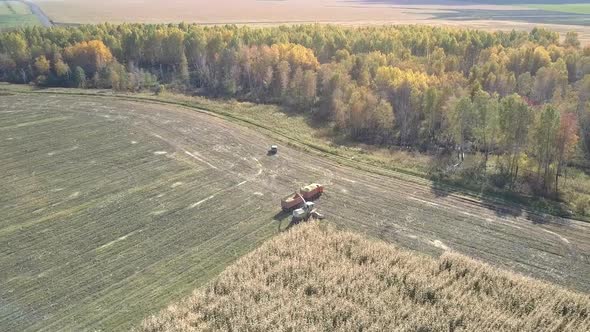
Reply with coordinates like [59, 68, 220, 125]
[273, 210, 294, 232]
[273, 210, 311, 232]
[273, 210, 289, 221]
[283, 219, 302, 232]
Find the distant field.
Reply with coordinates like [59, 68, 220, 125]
[38, 0, 436, 24]
[431, 8, 590, 29]
[142, 222, 590, 331]
[526, 4, 590, 14]
[0, 0, 27, 15]
[34, 0, 590, 44]
[0, 0, 39, 29]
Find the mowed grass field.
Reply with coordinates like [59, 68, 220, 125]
[2, 90, 590, 330]
[0, 0, 39, 29]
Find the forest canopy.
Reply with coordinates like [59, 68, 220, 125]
[1, 24, 590, 200]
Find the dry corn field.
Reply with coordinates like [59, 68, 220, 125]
[1, 90, 590, 330]
[141, 222, 590, 332]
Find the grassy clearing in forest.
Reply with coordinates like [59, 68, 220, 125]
[0, 1, 39, 29]
[141, 222, 590, 332]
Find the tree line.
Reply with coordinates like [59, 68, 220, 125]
[1, 23, 589, 196]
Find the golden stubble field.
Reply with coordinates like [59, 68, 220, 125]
[36, 0, 590, 43]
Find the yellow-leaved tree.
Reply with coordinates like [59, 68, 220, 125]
[63, 40, 114, 77]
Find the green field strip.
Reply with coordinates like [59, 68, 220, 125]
[0, 14, 40, 29]
[0, 1, 30, 15]
[524, 4, 590, 15]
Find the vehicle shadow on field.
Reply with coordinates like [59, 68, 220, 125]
[273, 210, 296, 232]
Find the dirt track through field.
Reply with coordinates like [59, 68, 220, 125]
[1, 93, 589, 331]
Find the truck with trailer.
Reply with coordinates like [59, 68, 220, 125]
[280, 183, 324, 212]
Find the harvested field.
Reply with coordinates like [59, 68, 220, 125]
[141, 222, 590, 332]
[0, 94, 279, 331]
[1, 92, 590, 330]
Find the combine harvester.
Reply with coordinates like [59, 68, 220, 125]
[281, 183, 325, 222]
